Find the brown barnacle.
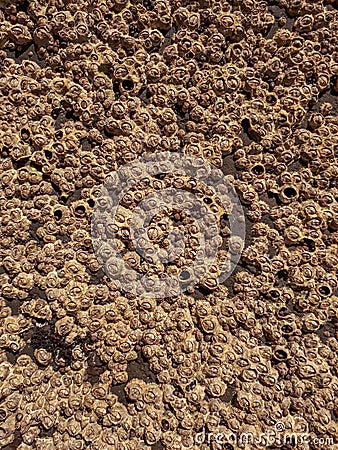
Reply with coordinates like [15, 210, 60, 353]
[284, 226, 303, 244]
[317, 285, 332, 298]
[55, 316, 74, 337]
[307, 112, 324, 131]
[142, 329, 159, 346]
[273, 347, 289, 362]
[43, 413, 61, 437]
[9, 24, 32, 44]
[67, 393, 83, 413]
[294, 14, 314, 32]
[206, 380, 227, 397]
[144, 427, 161, 446]
[303, 318, 321, 338]
[180, 413, 195, 432]
[0, 333, 24, 353]
[34, 349, 52, 366]
[137, 297, 156, 313]
[0, 363, 10, 384]
[21, 298, 52, 321]
[81, 422, 102, 443]
[103, 404, 128, 426]
[297, 364, 317, 379]
[198, 312, 217, 333]
[316, 73, 331, 91]
[0, 169, 17, 187]
[90, 385, 106, 401]
[125, 379, 145, 401]
[241, 368, 258, 383]
[240, 187, 257, 204]
[278, 183, 299, 203]
[199, 275, 219, 291]
[63, 418, 81, 437]
[141, 345, 157, 359]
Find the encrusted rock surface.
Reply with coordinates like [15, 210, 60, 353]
[0, 0, 338, 448]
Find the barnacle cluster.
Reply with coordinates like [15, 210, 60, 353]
[0, 0, 338, 448]
[92, 157, 244, 298]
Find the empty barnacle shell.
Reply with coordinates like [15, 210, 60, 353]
[317, 285, 332, 297]
[274, 347, 290, 361]
[279, 184, 299, 203]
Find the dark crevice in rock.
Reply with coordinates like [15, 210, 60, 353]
[221, 382, 236, 403]
[159, 26, 176, 53]
[2, 430, 23, 450]
[56, 233, 71, 243]
[39, 426, 55, 438]
[29, 286, 47, 300]
[85, 352, 107, 385]
[316, 322, 336, 344]
[5, 298, 21, 316]
[151, 442, 165, 449]
[221, 153, 236, 177]
[110, 382, 128, 406]
[5, 351, 17, 364]
[12, 157, 30, 170]
[87, 267, 106, 286]
[127, 350, 157, 383]
[137, 86, 152, 105]
[29, 320, 92, 371]
[28, 221, 44, 247]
